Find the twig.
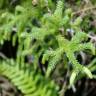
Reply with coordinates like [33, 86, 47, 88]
[73, 6, 96, 15]
[0, 52, 8, 60]
[59, 68, 70, 96]
[88, 34, 96, 42]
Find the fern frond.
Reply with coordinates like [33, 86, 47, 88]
[72, 42, 95, 54]
[43, 32, 95, 85]
[71, 32, 87, 44]
[0, 60, 59, 96]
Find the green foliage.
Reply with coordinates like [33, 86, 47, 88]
[0, 59, 59, 96]
[43, 32, 95, 84]
[0, 0, 96, 95]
